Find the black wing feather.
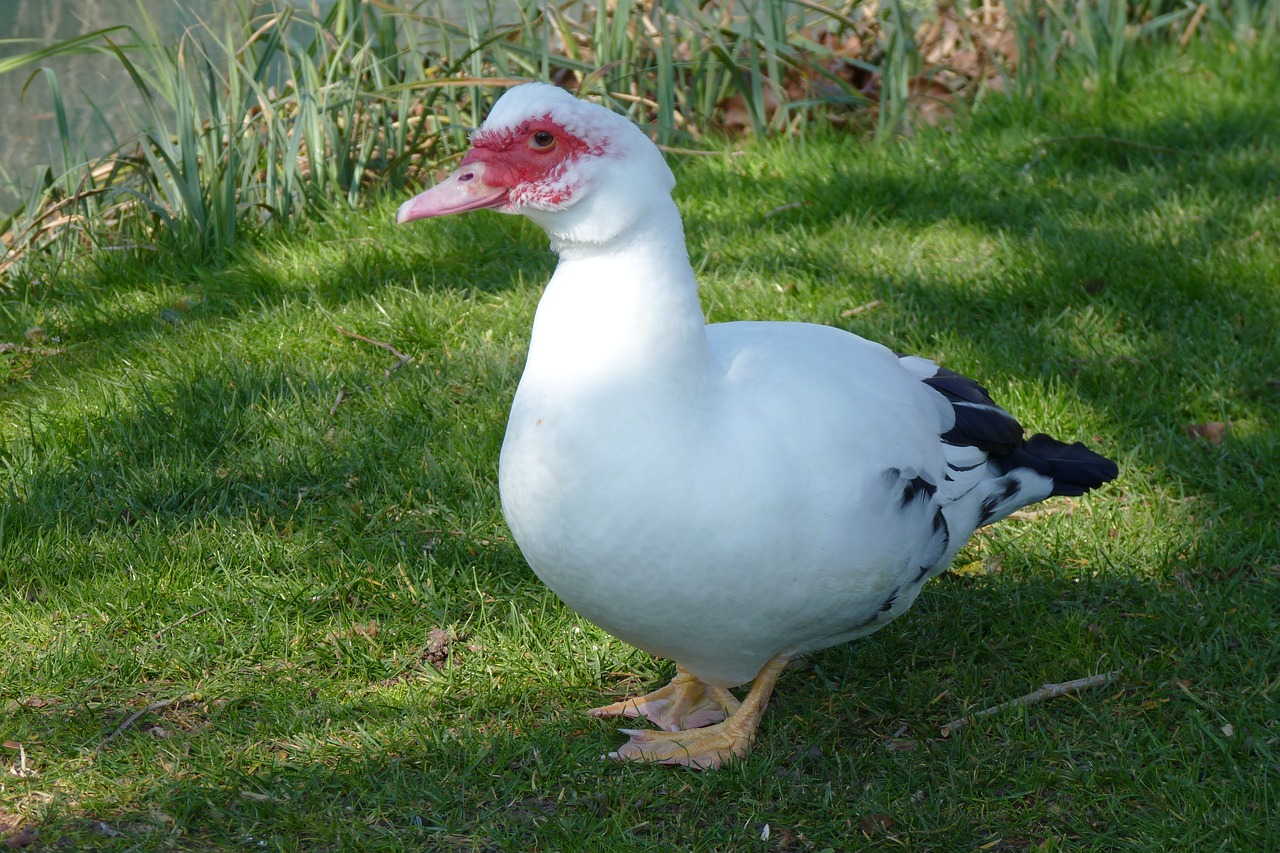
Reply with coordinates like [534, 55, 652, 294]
[903, 359, 1119, 497]
[918, 365, 1024, 454]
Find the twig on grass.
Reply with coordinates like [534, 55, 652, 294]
[1180, 2, 1209, 46]
[1, 342, 68, 357]
[3, 740, 36, 778]
[764, 201, 807, 218]
[329, 388, 347, 417]
[152, 607, 210, 642]
[840, 299, 884, 319]
[95, 695, 199, 755]
[941, 671, 1121, 736]
[337, 325, 411, 377]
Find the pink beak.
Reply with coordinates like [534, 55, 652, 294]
[396, 159, 509, 224]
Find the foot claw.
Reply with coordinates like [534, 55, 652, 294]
[588, 667, 739, 732]
[608, 725, 744, 770]
[593, 655, 791, 770]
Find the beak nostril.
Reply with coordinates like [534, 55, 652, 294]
[458, 171, 475, 182]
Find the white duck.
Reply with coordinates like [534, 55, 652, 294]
[396, 83, 1117, 769]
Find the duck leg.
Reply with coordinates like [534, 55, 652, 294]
[588, 664, 741, 732]
[600, 654, 790, 770]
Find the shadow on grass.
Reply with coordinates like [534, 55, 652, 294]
[0, 351, 521, 590]
[8, 556, 1275, 849]
[0, 197, 549, 395]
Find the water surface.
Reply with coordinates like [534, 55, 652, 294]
[0, 0, 492, 214]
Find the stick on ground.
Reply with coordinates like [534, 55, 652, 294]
[329, 388, 347, 417]
[95, 695, 199, 755]
[152, 607, 210, 642]
[1, 342, 68, 357]
[336, 326, 411, 377]
[941, 671, 1121, 737]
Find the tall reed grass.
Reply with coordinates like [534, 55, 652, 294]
[1, 0, 1276, 284]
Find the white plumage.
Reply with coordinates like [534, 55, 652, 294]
[397, 83, 1117, 768]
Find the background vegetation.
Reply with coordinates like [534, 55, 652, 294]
[1, 1, 1278, 849]
[2, 0, 1278, 274]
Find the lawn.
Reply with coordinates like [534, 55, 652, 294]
[2, 40, 1278, 851]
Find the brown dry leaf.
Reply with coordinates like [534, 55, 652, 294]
[1185, 421, 1228, 444]
[2, 825, 38, 849]
[860, 813, 895, 835]
[425, 627, 455, 669]
[992, 28, 1019, 64]
[829, 28, 865, 57]
[948, 48, 985, 79]
[909, 76, 957, 129]
[717, 82, 784, 137]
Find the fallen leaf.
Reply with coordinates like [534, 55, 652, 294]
[425, 627, 455, 669]
[3, 825, 38, 849]
[1185, 421, 1227, 444]
[860, 813, 894, 834]
[909, 76, 957, 128]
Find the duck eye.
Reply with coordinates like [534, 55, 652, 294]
[530, 130, 555, 150]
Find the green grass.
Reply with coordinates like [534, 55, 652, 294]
[2, 39, 1279, 850]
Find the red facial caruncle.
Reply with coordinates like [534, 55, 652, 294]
[396, 114, 599, 224]
[468, 115, 591, 203]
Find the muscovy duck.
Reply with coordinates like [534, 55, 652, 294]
[396, 83, 1118, 769]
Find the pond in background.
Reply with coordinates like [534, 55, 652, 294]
[0, 0, 498, 214]
[0, 0, 231, 212]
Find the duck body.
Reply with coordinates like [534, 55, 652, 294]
[397, 82, 1117, 766]
[502, 308, 958, 687]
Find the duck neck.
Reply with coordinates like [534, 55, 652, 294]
[523, 200, 711, 393]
